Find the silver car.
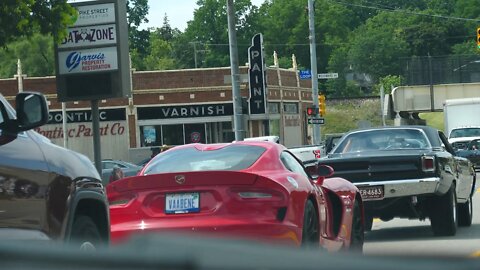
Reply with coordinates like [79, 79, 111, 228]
[101, 159, 142, 184]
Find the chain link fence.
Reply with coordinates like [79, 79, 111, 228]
[401, 55, 480, 86]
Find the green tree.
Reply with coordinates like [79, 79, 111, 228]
[0, 0, 76, 47]
[451, 41, 480, 55]
[131, 15, 180, 71]
[372, 75, 403, 95]
[175, 0, 258, 68]
[143, 34, 176, 70]
[0, 34, 54, 78]
[348, 12, 410, 81]
[127, 0, 150, 55]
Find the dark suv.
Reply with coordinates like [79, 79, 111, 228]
[0, 92, 109, 249]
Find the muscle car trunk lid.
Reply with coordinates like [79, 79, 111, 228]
[320, 151, 434, 183]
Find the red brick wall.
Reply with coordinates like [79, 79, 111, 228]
[128, 114, 137, 148]
[1, 67, 310, 108]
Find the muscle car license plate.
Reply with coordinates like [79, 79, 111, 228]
[358, 185, 384, 201]
[165, 193, 200, 214]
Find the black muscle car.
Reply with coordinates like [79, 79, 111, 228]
[0, 92, 109, 249]
[318, 126, 476, 236]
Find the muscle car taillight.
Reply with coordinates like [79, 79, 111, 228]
[421, 156, 436, 172]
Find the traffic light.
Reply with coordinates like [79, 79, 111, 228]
[306, 107, 318, 116]
[318, 94, 326, 116]
[477, 27, 480, 49]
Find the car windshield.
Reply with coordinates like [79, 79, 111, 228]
[143, 144, 266, 175]
[334, 129, 430, 153]
[450, 128, 480, 138]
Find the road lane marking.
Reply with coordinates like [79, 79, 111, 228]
[469, 251, 480, 258]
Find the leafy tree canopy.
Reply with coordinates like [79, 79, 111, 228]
[0, 0, 76, 47]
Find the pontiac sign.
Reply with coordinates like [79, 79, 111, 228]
[248, 33, 267, 115]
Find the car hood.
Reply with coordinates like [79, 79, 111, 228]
[448, 136, 480, 143]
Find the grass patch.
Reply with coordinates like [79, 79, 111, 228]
[322, 99, 444, 138]
[419, 112, 444, 131]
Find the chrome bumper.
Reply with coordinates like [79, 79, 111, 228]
[355, 177, 441, 200]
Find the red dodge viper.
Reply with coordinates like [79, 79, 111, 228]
[107, 141, 364, 251]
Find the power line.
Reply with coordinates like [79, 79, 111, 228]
[328, 0, 480, 22]
[181, 34, 475, 48]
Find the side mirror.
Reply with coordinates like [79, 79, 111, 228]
[318, 164, 334, 177]
[306, 164, 334, 186]
[305, 163, 319, 179]
[15, 92, 49, 132]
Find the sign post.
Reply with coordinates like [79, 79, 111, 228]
[55, 0, 130, 101]
[54, 0, 130, 174]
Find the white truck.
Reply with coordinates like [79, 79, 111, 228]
[444, 97, 480, 150]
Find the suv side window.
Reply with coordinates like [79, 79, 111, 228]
[280, 151, 309, 179]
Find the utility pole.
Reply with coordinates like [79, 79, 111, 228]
[308, 0, 321, 144]
[192, 42, 198, 68]
[15, 59, 24, 93]
[227, 0, 245, 141]
[190, 41, 210, 68]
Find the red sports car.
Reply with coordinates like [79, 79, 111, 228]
[107, 141, 364, 251]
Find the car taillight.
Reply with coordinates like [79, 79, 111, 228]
[421, 156, 435, 172]
[109, 196, 135, 206]
[107, 187, 135, 206]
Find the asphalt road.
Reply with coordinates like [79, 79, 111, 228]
[363, 186, 480, 258]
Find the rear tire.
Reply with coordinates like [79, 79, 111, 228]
[301, 200, 319, 248]
[430, 184, 457, 236]
[349, 200, 364, 252]
[364, 214, 373, 232]
[457, 194, 473, 227]
[71, 215, 102, 251]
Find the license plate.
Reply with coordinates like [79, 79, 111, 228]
[358, 185, 384, 201]
[165, 193, 200, 214]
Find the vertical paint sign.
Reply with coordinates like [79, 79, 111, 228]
[248, 33, 267, 114]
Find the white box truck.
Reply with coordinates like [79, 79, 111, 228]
[444, 97, 480, 149]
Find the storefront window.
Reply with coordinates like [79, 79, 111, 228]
[185, 123, 206, 144]
[140, 125, 161, 147]
[140, 121, 233, 147]
[162, 124, 184, 145]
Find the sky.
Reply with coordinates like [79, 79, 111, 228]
[142, 0, 265, 31]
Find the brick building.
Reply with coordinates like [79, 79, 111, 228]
[0, 66, 313, 163]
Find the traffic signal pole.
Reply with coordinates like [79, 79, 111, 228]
[227, 0, 245, 141]
[308, 0, 321, 145]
